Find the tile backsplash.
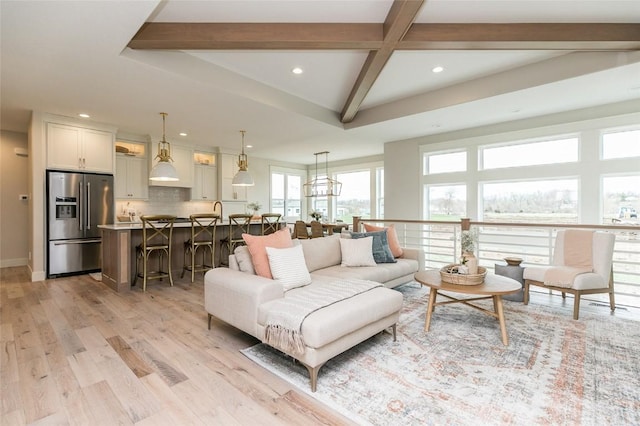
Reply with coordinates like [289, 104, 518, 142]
[116, 186, 240, 221]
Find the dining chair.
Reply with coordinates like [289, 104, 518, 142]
[294, 220, 310, 239]
[310, 220, 324, 238]
[134, 215, 176, 292]
[181, 213, 219, 282]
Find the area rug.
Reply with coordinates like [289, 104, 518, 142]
[242, 283, 640, 426]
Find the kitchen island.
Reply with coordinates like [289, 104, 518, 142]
[99, 219, 274, 292]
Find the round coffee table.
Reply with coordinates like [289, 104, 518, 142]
[414, 270, 521, 345]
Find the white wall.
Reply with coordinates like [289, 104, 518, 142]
[0, 130, 29, 267]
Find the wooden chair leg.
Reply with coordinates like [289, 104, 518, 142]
[609, 290, 616, 312]
[573, 292, 581, 320]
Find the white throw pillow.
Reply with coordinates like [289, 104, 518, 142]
[339, 236, 377, 267]
[266, 244, 312, 291]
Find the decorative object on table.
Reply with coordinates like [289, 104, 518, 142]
[149, 112, 179, 181]
[303, 151, 342, 197]
[440, 264, 487, 285]
[460, 227, 479, 274]
[504, 256, 523, 266]
[495, 260, 525, 302]
[231, 130, 255, 187]
[247, 201, 261, 215]
[309, 210, 322, 221]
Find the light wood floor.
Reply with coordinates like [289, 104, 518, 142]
[0, 266, 354, 425]
[2, 266, 638, 425]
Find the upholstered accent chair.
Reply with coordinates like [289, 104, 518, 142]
[523, 230, 616, 319]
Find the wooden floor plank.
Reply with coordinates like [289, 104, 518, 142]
[80, 380, 133, 426]
[139, 373, 205, 425]
[106, 335, 154, 378]
[130, 339, 189, 386]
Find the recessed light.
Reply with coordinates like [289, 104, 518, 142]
[179, 132, 187, 136]
[292, 67, 303, 75]
[78, 113, 90, 118]
[432, 66, 444, 73]
[246, 145, 253, 149]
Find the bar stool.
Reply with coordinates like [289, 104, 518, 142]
[219, 213, 253, 264]
[181, 213, 219, 283]
[134, 215, 175, 292]
[261, 213, 282, 235]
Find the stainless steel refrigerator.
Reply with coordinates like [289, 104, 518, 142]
[47, 170, 114, 277]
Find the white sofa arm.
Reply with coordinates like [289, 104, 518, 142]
[204, 268, 283, 339]
[399, 247, 425, 271]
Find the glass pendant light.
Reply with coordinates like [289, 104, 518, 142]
[231, 130, 254, 186]
[149, 112, 179, 181]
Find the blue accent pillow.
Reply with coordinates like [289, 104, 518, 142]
[350, 230, 396, 264]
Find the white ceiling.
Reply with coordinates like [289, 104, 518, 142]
[1, 0, 639, 165]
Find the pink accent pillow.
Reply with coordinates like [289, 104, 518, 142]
[242, 228, 293, 278]
[363, 223, 404, 258]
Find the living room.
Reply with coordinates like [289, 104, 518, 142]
[1, 1, 639, 425]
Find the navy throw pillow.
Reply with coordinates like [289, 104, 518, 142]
[350, 230, 396, 264]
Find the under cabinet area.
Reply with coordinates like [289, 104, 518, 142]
[47, 122, 114, 173]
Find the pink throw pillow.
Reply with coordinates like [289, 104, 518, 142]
[242, 228, 293, 278]
[363, 223, 404, 258]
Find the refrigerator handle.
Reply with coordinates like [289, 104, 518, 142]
[86, 181, 91, 229]
[78, 181, 83, 231]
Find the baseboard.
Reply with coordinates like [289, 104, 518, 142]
[0, 258, 28, 268]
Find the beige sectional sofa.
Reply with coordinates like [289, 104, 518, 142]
[204, 233, 423, 391]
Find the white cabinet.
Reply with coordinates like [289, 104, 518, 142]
[47, 122, 114, 173]
[115, 155, 148, 200]
[220, 153, 247, 201]
[192, 164, 218, 201]
[149, 144, 194, 188]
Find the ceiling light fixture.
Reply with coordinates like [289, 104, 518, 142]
[179, 132, 187, 136]
[149, 112, 179, 181]
[432, 66, 444, 73]
[292, 67, 303, 74]
[303, 151, 342, 197]
[78, 113, 90, 118]
[231, 130, 254, 187]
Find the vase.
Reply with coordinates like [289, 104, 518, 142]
[461, 252, 478, 275]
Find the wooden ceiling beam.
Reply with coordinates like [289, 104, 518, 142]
[400, 23, 640, 50]
[340, 0, 425, 123]
[128, 22, 383, 50]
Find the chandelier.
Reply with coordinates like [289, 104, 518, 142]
[303, 151, 342, 197]
[149, 112, 179, 181]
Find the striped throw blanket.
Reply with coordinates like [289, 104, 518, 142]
[263, 278, 382, 355]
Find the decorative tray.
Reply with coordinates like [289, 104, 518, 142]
[440, 264, 487, 285]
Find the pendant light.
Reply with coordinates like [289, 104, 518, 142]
[149, 112, 179, 181]
[231, 130, 254, 186]
[303, 151, 342, 197]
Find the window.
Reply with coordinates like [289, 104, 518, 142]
[426, 184, 467, 220]
[482, 179, 578, 223]
[602, 129, 640, 159]
[335, 170, 370, 222]
[270, 168, 304, 221]
[481, 137, 578, 170]
[424, 151, 466, 174]
[602, 175, 640, 223]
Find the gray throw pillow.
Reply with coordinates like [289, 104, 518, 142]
[350, 230, 396, 264]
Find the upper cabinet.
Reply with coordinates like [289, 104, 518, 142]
[115, 141, 148, 200]
[220, 153, 247, 201]
[47, 122, 114, 173]
[149, 144, 194, 188]
[192, 152, 217, 201]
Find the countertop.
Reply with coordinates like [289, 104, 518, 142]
[98, 219, 270, 230]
